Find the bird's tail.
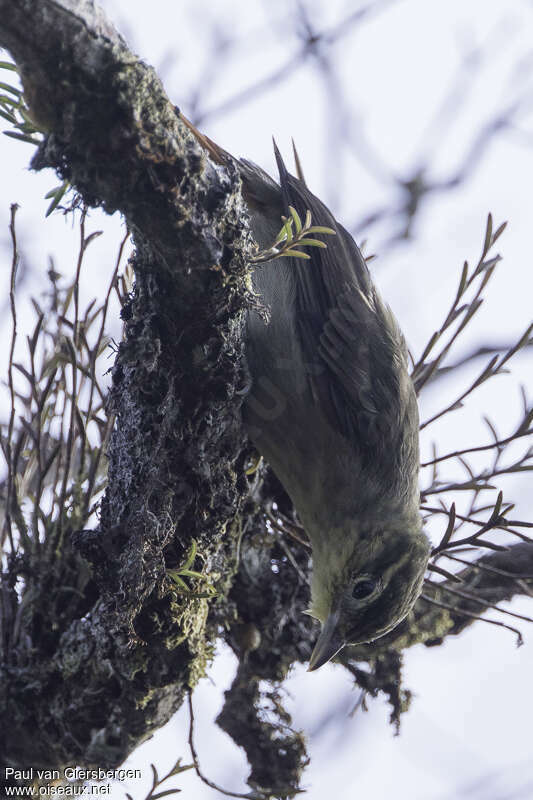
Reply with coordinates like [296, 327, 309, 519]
[177, 109, 234, 168]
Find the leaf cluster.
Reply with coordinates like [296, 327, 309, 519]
[250, 205, 335, 263]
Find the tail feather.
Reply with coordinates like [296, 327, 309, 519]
[272, 138, 292, 200]
[178, 110, 233, 167]
[291, 138, 307, 184]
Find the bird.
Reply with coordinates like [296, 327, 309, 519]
[179, 111, 431, 671]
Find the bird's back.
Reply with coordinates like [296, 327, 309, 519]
[241, 154, 420, 524]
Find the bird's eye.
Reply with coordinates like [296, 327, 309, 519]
[352, 578, 377, 600]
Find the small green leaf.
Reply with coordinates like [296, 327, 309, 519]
[0, 81, 21, 96]
[178, 569, 206, 580]
[18, 107, 39, 130]
[306, 225, 336, 235]
[289, 205, 302, 233]
[168, 572, 189, 591]
[45, 181, 69, 217]
[3, 130, 40, 145]
[180, 539, 197, 572]
[284, 218, 294, 243]
[294, 238, 327, 248]
[0, 108, 17, 124]
[44, 186, 61, 200]
[0, 95, 21, 110]
[0, 61, 18, 71]
[183, 589, 218, 598]
[284, 249, 311, 259]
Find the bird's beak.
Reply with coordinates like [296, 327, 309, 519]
[307, 609, 344, 672]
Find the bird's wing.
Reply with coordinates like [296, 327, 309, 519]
[273, 145, 415, 454]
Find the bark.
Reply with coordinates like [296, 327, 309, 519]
[0, 0, 252, 779]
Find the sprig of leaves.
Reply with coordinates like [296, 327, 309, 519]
[167, 539, 218, 598]
[44, 180, 71, 217]
[250, 205, 335, 263]
[0, 60, 41, 145]
[1, 60, 72, 214]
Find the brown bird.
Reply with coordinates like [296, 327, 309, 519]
[179, 112, 430, 670]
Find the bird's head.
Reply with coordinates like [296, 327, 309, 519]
[307, 518, 430, 670]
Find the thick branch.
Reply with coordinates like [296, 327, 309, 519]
[0, 0, 252, 775]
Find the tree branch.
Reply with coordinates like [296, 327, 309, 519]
[0, 0, 252, 777]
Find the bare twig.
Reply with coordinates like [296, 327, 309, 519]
[3, 204, 20, 554]
[419, 593, 524, 647]
[426, 581, 533, 625]
[441, 552, 533, 582]
[126, 757, 193, 800]
[187, 692, 263, 800]
[421, 423, 533, 468]
[412, 214, 506, 397]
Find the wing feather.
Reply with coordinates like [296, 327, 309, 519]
[272, 144, 415, 455]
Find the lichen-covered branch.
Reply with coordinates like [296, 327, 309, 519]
[0, 0, 252, 777]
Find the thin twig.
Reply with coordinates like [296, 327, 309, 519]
[426, 581, 533, 625]
[412, 215, 505, 394]
[420, 426, 532, 467]
[78, 227, 127, 491]
[55, 210, 87, 548]
[3, 204, 20, 554]
[187, 692, 262, 800]
[419, 593, 523, 646]
[426, 562, 462, 583]
[440, 552, 533, 581]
